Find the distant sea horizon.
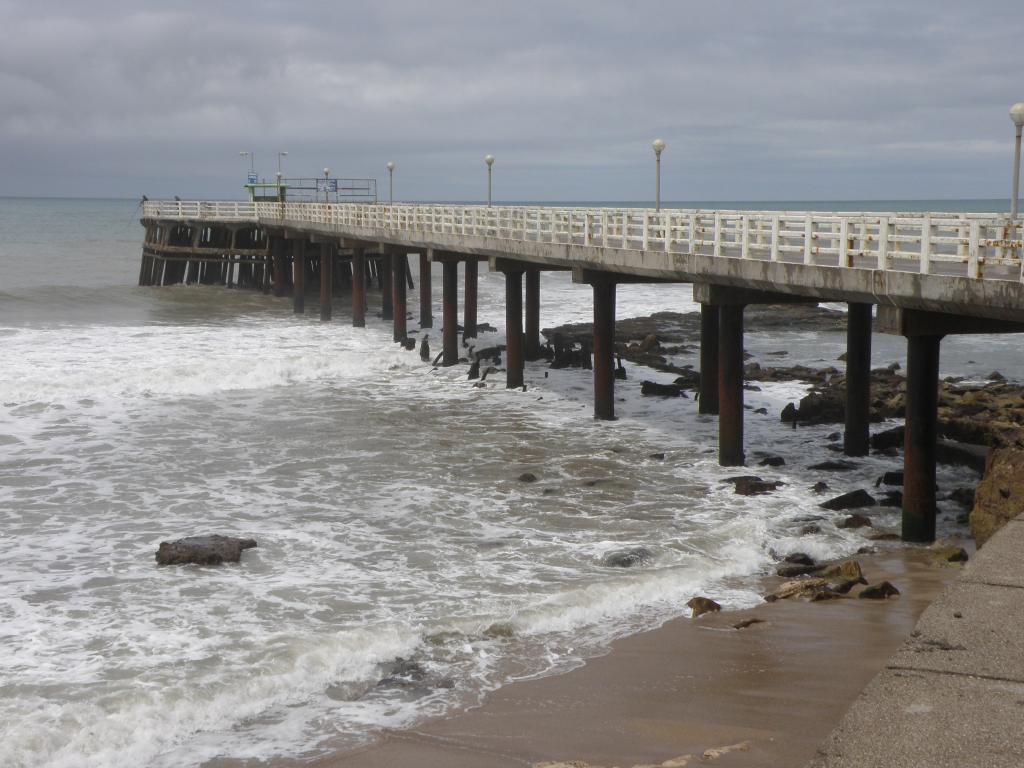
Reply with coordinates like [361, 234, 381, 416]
[0, 194, 1017, 214]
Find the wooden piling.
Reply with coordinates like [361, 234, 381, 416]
[419, 252, 433, 328]
[592, 279, 617, 420]
[718, 304, 745, 466]
[292, 239, 306, 314]
[352, 248, 366, 328]
[464, 259, 478, 339]
[902, 334, 942, 543]
[392, 252, 408, 342]
[844, 302, 873, 456]
[525, 267, 541, 361]
[505, 269, 524, 388]
[442, 261, 458, 366]
[699, 304, 720, 415]
[320, 243, 333, 321]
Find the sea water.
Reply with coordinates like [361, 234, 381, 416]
[0, 198, 1005, 767]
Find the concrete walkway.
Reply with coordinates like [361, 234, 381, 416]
[808, 513, 1024, 768]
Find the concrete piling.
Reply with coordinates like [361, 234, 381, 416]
[902, 334, 942, 542]
[464, 259, 478, 340]
[504, 269, 524, 388]
[844, 302, 873, 456]
[592, 279, 617, 420]
[442, 261, 459, 366]
[419, 252, 433, 328]
[381, 255, 393, 320]
[272, 237, 287, 297]
[718, 304, 745, 466]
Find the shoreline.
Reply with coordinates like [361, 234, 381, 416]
[278, 546, 963, 768]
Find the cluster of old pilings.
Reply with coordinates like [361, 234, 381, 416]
[138, 220, 1024, 546]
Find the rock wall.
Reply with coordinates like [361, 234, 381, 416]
[970, 449, 1024, 547]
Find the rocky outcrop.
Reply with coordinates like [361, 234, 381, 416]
[155, 534, 257, 565]
[970, 448, 1024, 547]
[820, 489, 876, 511]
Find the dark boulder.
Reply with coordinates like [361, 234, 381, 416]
[820, 489, 877, 511]
[876, 470, 904, 487]
[838, 513, 873, 529]
[687, 596, 722, 617]
[809, 459, 859, 471]
[156, 535, 257, 566]
[640, 380, 684, 397]
[859, 581, 901, 600]
[733, 478, 783, 496]
[759, 455, 786, 467]
[517, 472, 538, 483]
[870, 426, 904, 451]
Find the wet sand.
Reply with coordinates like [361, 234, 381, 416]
[300, 547, 961, 768]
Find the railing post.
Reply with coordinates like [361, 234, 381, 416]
[839, 217, 850, 267]
[741, 215, 750, 259]
[968, 221, 981, 279]
[804, 217, 815, 265]
[877, 217, 890, 270]
[642, 212, 649, 251]
[688, 213, 698, 255]
[920, 214, 932, 274]
[713, 213, 722, 257]
[770, 216, 780, 262]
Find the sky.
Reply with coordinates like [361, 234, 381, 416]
[1, 0, 1023, 202]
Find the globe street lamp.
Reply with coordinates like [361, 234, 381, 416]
[277, 151, 288, 176]
[1011, 104, 1024, 218]
[485, 154, 495, 207]
[323, 167, 331, 203]
[652, 139, 666, 211]
[386, 161, 395, 204]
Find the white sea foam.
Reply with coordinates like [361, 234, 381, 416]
[0, 267, 976, 768]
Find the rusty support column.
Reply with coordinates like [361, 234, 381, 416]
[352, 249, 366, 328]
[272, 238, 287, 297]
[525, 267, 541, 360]
[464, 259, 478, 340]
[381, 255, 393, 320]
[292, 240, 306, 314]
[442, 261, 458, 366]
[844, 302, 873, 456]
[392, 252, 408, 342]
[718, 304, 745, 466]
[319, 243, 333, 321]
[593, 279, 617, 420]
[505, 269, 524, 388]
[902, 334, 942, 543]
[419, 252, 433, 328]
[699, 304, 720, 415]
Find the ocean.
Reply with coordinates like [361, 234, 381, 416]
[0, 197, 1010, 767]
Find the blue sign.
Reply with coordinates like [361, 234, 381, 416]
[317, 178, 338, 193]
[247, 172, 258, 184]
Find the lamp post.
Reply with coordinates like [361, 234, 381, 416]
[485, 154, 495, 207]
[277, 151, 288, 176]
[1011, 104, 1024, 218]
[386, 161, 395, 204]
[239, 151, 254, 172]
[323, 167, 331, 203]
[652, 139, 666, 211]
[275, 171, 283, 201]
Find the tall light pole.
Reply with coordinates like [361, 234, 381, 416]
[277, 151, 288, 176]
[323, 167, 331, 203]
[386, 161, 395, 204]
[652, 139, 666, 211]
[485, 154, 495, 207]
[1011, 104, 1024, 218]
[239, 151, 254, 172]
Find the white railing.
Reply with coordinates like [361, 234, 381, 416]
[142, 201, 1024, 281]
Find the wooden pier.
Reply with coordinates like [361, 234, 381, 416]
[140, 200, 1024, 544]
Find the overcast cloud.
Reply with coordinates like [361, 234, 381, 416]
[1, 0, 1022, 201]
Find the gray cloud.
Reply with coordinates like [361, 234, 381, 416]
[1, 0, 1022, 201]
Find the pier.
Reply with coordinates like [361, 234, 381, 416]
[140, 200, 1024, 544]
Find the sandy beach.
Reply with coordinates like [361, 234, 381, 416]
[287, 546, 961, 768]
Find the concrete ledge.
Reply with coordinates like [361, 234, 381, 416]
[808, 514, 1024, 767]
[807, 669, 1024, 768]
